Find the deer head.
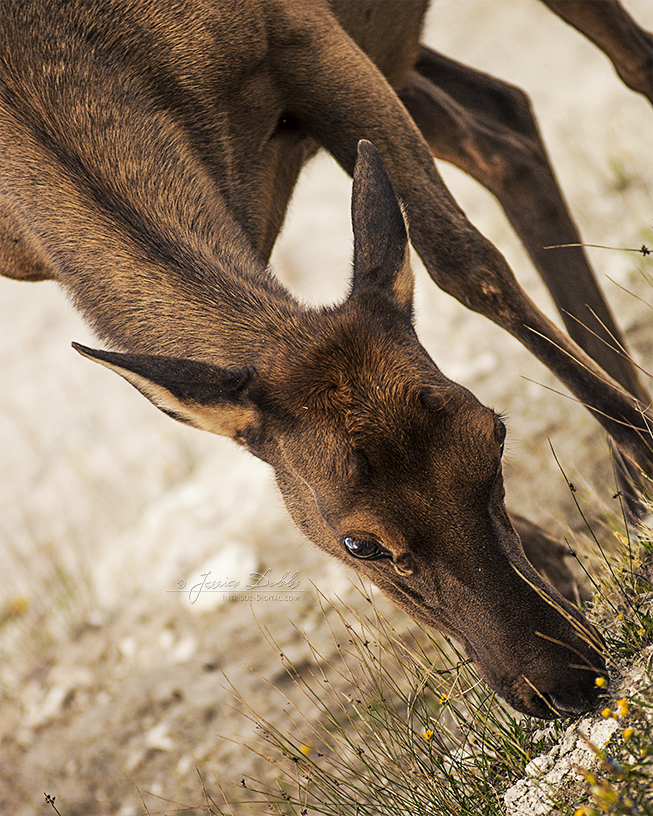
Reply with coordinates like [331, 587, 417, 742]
[74, 141, 605, 718]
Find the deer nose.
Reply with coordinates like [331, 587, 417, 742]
[544, 665, 608, 717]
[545, 687, 602, 717]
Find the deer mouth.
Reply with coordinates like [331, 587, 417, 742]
[460, 637, 607, 719]
[495, 670, 606, 720]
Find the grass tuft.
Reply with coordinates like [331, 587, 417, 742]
[225, 587, 566, 815]
[220, 500, 653, 816]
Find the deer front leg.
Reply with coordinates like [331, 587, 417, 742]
[279, 10, 653, 480]
[541, 0, 653, 104]
[399, 47, 649, 404]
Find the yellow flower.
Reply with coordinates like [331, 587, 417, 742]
[601, 707, 612, 718]
[595, 677, 607, 688]
[617, 699, 630, 717]
[617, 613, 624, 621]
[423, 729, 434, 741]
[623, 728, 634, 741]
[439, 695, 447, 705]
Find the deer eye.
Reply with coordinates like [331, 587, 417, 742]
[342, 536, 391, 561]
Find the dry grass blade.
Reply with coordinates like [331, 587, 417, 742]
[543, 242, 651, 256]
[214, 505, 653, 816]
[218, 580, 561, 816]
[562, 308, 653, 387]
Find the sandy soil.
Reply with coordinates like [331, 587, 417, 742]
[1, 0, 652, 813]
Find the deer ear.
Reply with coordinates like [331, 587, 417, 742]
[350, 140, 413, 313]
[72, 343, 261, 440]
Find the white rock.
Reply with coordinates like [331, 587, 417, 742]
[505, 713, 621, 815]
[525, 753, 554, 777]
[144, 721, 174, 751]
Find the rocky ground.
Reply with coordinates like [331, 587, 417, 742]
[504, 641, 653, 815]
[1, 0, 652, 813]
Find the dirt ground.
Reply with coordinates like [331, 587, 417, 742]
[1, 0, 652, 813]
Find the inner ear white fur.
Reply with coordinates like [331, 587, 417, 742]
[392, 243, 414, 310]
[74, 345, 258, 438]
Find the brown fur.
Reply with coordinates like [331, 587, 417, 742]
[2, 0, 651, 717]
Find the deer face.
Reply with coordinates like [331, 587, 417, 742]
[75, 142, 606, 718]
[261, 304, 605, 719]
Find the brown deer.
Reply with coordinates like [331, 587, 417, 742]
[1, 0, 651, 718]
